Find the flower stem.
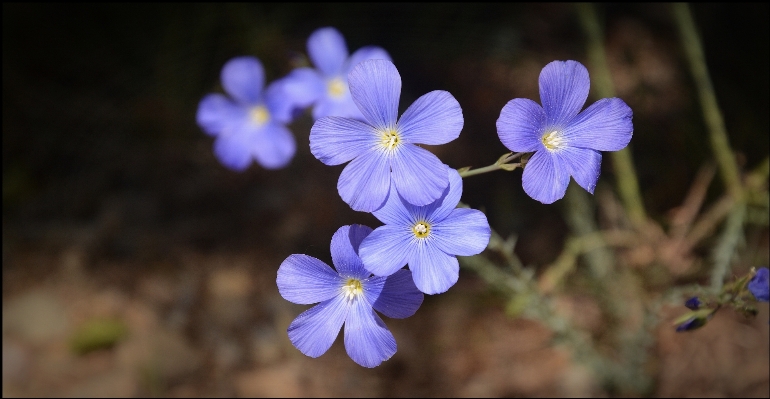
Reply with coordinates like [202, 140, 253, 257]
[672, 3, 743, 201]
[458, 152, 525, 178]
[576, 3, 648, 229]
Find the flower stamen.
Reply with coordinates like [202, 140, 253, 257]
[342, 278, 363, 302]
[541, 130, 563, 151]
[381, 129, 400, 151]
[249, 105, 270, 127]
[412, 221, 431, 238]
[327, 78, 346, 99]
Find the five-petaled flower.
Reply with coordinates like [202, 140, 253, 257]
[196, 56, 296, 171]
[749, 267, 769, 302]
[359, 169, 491, 294]
[277, 224, 424, 368]
[310, 59, 464, 212]
[496, 60, 633, 204]
[282, 27, 391, 121]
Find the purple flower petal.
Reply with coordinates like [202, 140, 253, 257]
[213, 130, 254, 171]
[348, 59, 401, 129]
[330, 224, 373, 279]
[346, 46, 392, 73]
[313, 93, 365, 121]
[251, 123, 296, 170]
[367, 270, 424, 319]
[539, 60, 590, 128]
[391, 145, 449, 206]
[358, 225, 414, 277]
[308, 27, 349, 77]
[496, 98, 546, 152]
[310, 117, 377, 166]
[343, 298, 396, 368]
[432, 208, 491, 256]
[553, 147, 602, 194]
[749, 267, 769, 302]
[337, 150, 391, 212]
[409, 244, 459, 295]
[424, 168, 463, 222]
[265, 78, 303, 124]
[397, 90, 463, 145]
[522, 150, 570, 204]
[562, 98, 633, 151]
[281, 67, 325, 109]
[221, 56, 264, 105]
[277, 254, 343, 305]
[196, 94, 244, 136]
[371, 181, 417, 226]
[287, 295, 348, 358]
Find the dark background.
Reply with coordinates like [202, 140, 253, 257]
[3, 3, 768, 397]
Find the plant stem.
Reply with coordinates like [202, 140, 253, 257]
[458, 152, 525, 178]
[576, 3, 648, 229]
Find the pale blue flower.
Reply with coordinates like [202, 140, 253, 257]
[196, 56, 296, 170]
[749, 267, 769, 302]
[282, 27, 391, 120]
[310, 59, 463, 212]
[359, 169, 491, 294]
[497, 60, 633, 204]
[277, 224, 424, 368]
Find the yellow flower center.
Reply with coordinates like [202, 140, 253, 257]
[381, 129, 400, 151]
[327, 77, 346, 99]
[342, 278, 363, 301]
[541, 130, 563, 151]
[412, 222, 431, 238]
[249, 105, 270, 127]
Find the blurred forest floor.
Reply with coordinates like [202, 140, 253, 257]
[3, 3, 769, 397]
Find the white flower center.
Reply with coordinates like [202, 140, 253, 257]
[541, 130, 564, 151]
[249, 105, 270, 127]
[342, 278, 363, 302]
[327, 77, 346, 99]
[380, 129, 401, 152]
[412, 222, 431, 238]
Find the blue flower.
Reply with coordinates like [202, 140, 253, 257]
[496, 60, 633, 204]
[282, 27, 391, 121]
[310, 59, 464, 212]
[748, 267, 769, 302]
[196, 56, 296, 171]
[277, 224, 424, 368]
[358, 169, 491, 294]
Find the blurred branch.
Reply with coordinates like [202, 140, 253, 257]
[575, 3, 647, 229]
[672, 3, 743, 201]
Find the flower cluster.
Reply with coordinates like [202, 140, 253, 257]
[197, 27, 635, 367]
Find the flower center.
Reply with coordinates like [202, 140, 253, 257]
[327, 77, 346, 99]
[381, 129, 401, 151]
[412, 221, 431, 238]
[249, 105, 270, 127]
[541, 130, 564, 151]
[342, 278, 363, 302]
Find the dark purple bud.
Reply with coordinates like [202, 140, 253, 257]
[675, 317, 708, 332]
[748, 267, 769, 302]
[684, 296, 702, 310]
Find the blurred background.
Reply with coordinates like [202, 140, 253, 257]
[3, 3, 768, 397]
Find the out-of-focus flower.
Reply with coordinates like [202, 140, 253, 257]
[748, 267, 769, 302]
[277, 224, 424, 368]
[673, 308, 715, 333]
[684, 296, 702, 310]
[196, 56, 296, 171]
[496, 60, 633, 204]
[310, 59, 463, 212]
[359, 169, 490, 294]
[282, 27, 391, 120]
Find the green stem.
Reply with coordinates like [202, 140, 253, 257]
[458, 152, 525, 178]
[672, 3, 743, 200]
[576, 3, 648, 228]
